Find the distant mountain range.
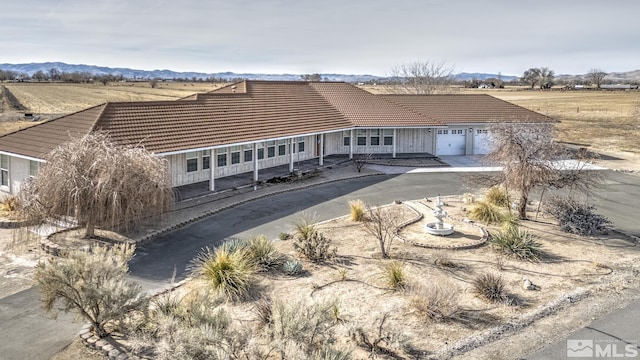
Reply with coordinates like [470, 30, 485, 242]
[0, 62, 523, 82]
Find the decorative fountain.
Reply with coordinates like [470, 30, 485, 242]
[424, 196, 454, 236]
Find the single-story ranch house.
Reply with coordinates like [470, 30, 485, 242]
[0, 80, 552, 196]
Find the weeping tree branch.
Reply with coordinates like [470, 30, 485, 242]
[18, 132, 174, 238]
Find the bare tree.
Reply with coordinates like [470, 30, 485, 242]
[521, 68, 541, 89]
[587, 68, 607, 89]
[35, 243, 147, 337]
[483, 122, 601, 219]
[18, 132, 174, 238]
[386, 60, 456, 94]
[521, 67, 555, 89]
[300, 73, 322, 82]
[363, 205, 402, 258]
[538, 67, 555, 89]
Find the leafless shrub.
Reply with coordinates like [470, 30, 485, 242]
[363, 205, 402, 259]
[386, 60, 456, 94]
[349, 312, 409, 358]
[353, 153, 372, 173]
[18, 132, 173, 238]
[544, 196, 612, 236]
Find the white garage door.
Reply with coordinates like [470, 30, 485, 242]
[473, 129, 493, 155]
[436, 129, 466, 155]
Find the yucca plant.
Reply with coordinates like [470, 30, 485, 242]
[472, 273, 507, 303]
[490, 226, 543, 261]
[381, 260, 407, 290]
[348, 199, 367, 222]
[189, 246, 256, 301]
[293, 214, 318, 240]
[469, 201, 505, 225]
[501, 213, 520, 232]
[246, 235, 284, 272]
[485, 186, 510, 208]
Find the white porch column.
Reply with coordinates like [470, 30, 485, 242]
[349, 129, 354, 159]
[253, 142, 259, 182]
[319, 134, 324, 166]
[289, 138, 295, 172]
[392, 128, 397, 158]
[209, 148, 216, 192]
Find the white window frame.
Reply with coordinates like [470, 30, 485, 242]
[29, 160, 39, 178]
[202, 150, 211, 170]
[0, 155, 8, 187]
[186, 151, 198, 173]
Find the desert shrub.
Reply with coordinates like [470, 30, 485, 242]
[349, 312, 408, 357]
[348, 199, 367, 222]
[0, 196, 18, 213]
[293, 214, 318, 240]
[246, 235, 284, 272]
[282, 259, 303, 276]
[34, 243, 146, 338]
[220, 237, 247, 254]
[433, 251, 457, 268]
[189, 246, 256, 301]
[265, 298, 339, 358]
[294, 229, 336, 263]
[469, 201, 504, 224]
[278, 232, 291, 240]
[311, 347, 352, 360]
[381, 260, 407, 290]
[485, 186, 510, 208]
[252, 297, 273, 330]
[472, 273, 507, 303]
[501, 212, 520, 232]
[490, 226, 543, 261]
[127, 288, 259, 360]
[544, 196, 611, 236]
[410, 282, 461, 322]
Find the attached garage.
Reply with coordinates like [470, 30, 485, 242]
[436, 129, 466, 155]
[473, 129, 493, 155]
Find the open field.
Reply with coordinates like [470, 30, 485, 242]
[0, 81, 224, 134]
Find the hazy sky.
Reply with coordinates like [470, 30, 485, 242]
[2, 0, 639, 76]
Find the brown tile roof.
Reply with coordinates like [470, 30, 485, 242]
[0, 81, 553, 159]
[310, 82, 441, 127]
[0, 104, 105, 159]
[381, 94, 555, 124]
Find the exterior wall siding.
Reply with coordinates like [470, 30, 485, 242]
[0, 156, 32, 197]
[168, 136, 316, 187]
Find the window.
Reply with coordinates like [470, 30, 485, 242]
[453, 129, 464, 134]
[1, 154, 8, 187]
[343, 130, 351, 146]
[186, 152, 198, 172]
[278, 140, 286, 156]
[202, 150, 211, 170]
[217, 153, 227, 167]
[370, 129, 380, 146]
[29, 160, 39, 177]
[231, 151, 240, 164]
[298, 137, 305, 152]
[357, 129, 367, 146]
[244, 149, 253, 162]
[267, 141, 276, 158]
[437, 129, 448, 135]
[383, 129, 393, 146]
[258, 148, 265, 160]
[477, 129, 488, 134]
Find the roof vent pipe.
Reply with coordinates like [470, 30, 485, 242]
[231, 85, 236, 93]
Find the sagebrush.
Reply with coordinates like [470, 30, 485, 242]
[410, 282, 461, 322]
[472, 273, 508, 303]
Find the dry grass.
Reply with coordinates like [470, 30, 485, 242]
[1, 82, 223, 115]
